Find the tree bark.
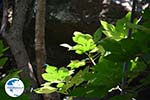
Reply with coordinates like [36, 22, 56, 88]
[35, 0, 46, 85]
[1, 0, 40, 100]
[35, 0, 61, 99]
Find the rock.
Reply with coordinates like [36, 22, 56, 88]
[24, 0, 129, 66]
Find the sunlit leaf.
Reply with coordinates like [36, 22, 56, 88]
[73, 31, 93, 44]
[100, 20, 115, 37]
[42, 73, 57, 81]
[57, 83, 64, 88]
[71, 31, 97, 54]
[67, 60, 86, 69]
[45, 65, 57, 73]
[42, 66, 70, 82]
[34, 86, 57, 94]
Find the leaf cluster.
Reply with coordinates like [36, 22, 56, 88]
[35, 8, 150, 100]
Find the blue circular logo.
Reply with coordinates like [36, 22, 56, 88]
[5, 78, 24, 97]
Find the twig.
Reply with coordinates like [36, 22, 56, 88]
[127, 0, 137, 39]
[86, 53, 96, 66]
[121, 0, 137, 95]
[121, 61, 129, 95]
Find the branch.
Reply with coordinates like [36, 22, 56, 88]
[121, 0, 137, 95]
[0, 0, 8, 35]
[127, 0, 137, 39]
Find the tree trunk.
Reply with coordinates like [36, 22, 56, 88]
[2, 0, 40, 100]
[35, 0, 46, 85]
[35, 0, 61, 100]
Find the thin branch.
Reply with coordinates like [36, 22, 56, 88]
[0, 0, 8, 35]
[121, 61, 129, 95]
[121, 0, 137, 95]
[127, 0, 137, 39]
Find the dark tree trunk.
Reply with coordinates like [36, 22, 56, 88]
[1, 0, 40, 100]
[35, 0, 61, 99]
[35, 0, 46, 85]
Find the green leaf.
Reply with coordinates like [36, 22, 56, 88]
[70, 85, 108, 98]
[142, 8, 150, 19]
[42, 82, 52, 86]
[63, 70, 84, 90]
[128, 61, 146, 84]
[142, 8, 150, 28]
[124, 12, 131, 20]
[0, 40, 4, 51]
[61, 68, 89, 92]
[101, 20, 126, 40]
[42, 67, 70, 82]
[72, 45, 86, 54]
[71, 31, 96, 54]
[0, 41, 8, 55]
[75, 59, 122, 98]
[0, 70, 21, 86]
[100, 12, 137, 41]
[34, 86, 57, 94]
[100, 38, 122, 53]
[73, 31, 93, 44]
[92, 58, 122, 86]
[57, 68, 70, 80]
[99, 38, 126, 62]
[85, 85, 108, 98]
[100, 21, 115, 32]
[109, 94, 134, 100]
[126, 22, 150, 32]
[115, 18, 128, 38]
[45, 65, 57, 73]
[100, 38, 142, 62]
[0, 88, 29, 100]
[132, 32, 150, 53]
[100, 20, 115, 37]
[0, 57, 8, 67]
[67, 60, 86, 69]
[69, 87, 88, 97]
[57, 83, 65, 88]
[93, 27, 102, 42]
[119, 38, 141, 59]
[72, 70, 85, 86]
[42, 73, 56, 81]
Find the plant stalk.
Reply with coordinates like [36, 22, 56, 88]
[121, 0, 137, 95]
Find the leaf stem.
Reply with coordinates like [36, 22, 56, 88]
[121, 0, 137, 95]
[86, 53, 96, 66]
[127, 0, 137, 39]
[121, 61, 129, 95]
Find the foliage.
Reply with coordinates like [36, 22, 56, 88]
[35, 8, 150, 100]
[0, 40, 8, 68]
[0, 40, 29, 100]
[0, 70, 30, 100]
